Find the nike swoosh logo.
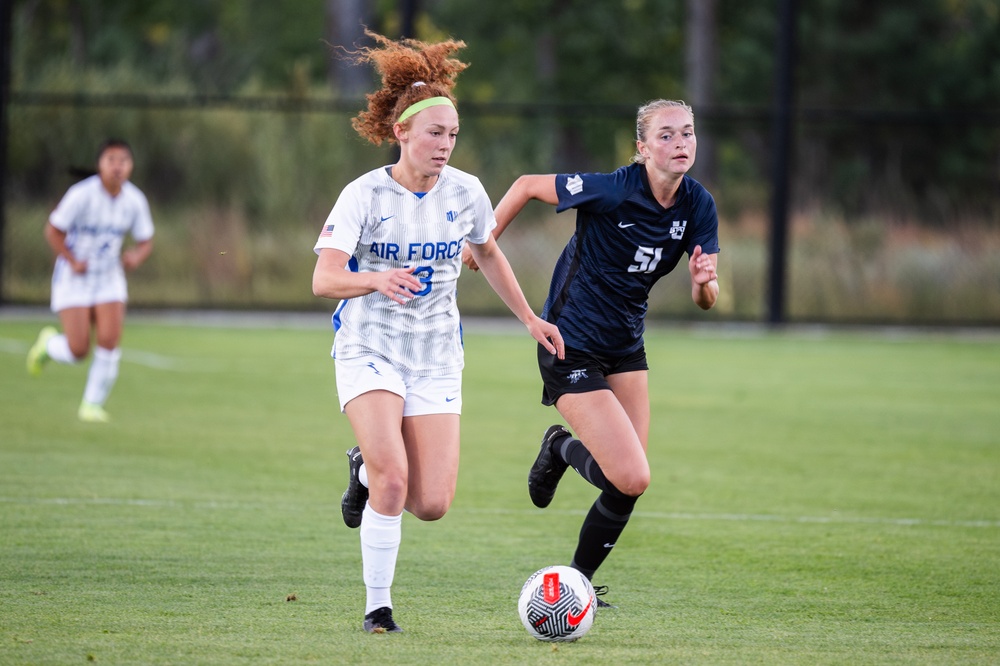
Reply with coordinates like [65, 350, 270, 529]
[445, 396, 458, 402]
[380, 215, 395, 222]
[618, 222, 635, 228]
[567, 599, 593, 627]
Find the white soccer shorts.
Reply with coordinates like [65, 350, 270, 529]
[50, 261, 128, 312]
[334, 354, 462, 416]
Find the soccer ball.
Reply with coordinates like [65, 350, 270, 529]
[517, 565, 596, 642]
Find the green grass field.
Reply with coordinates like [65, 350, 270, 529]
[1, 314, 998, 665]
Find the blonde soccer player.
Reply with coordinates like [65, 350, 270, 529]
[466, 100, 721, 608]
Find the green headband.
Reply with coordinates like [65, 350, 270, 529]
[397, 96, 456, 123]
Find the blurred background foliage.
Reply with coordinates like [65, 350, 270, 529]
[3, 0, 999, 323]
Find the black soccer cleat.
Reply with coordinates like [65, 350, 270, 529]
[528, 425, 572, 508]
[363, 606, 403, 633]
[341, 446, 368, 529]
[593, 584, 617, 609]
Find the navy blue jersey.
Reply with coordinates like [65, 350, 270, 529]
[543, 163, 720, 354]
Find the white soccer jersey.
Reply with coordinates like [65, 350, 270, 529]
[314, 165, 496, 376]
[49, 175, 154, 275]
[48, 175, 154, 310]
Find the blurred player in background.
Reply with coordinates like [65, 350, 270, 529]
[27, 139, 155, 423]
[465, 100, 720, 607]
[312, 30, 563, 634]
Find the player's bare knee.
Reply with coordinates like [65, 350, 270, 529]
[605, 455, 650, 494]
[411, 505, 447, 522]
[409, 494, 453, 521]
[69, 344, 90, 361]
[97, 337, 121, 350]
[613, 470, 650, 497]
[371, 472, 408, 506]
[631, 475, 651, 497]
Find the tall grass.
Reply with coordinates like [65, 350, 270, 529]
[5, 199, 1000, 323]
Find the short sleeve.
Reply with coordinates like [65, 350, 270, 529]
[48, 183, 86, 232]
[314, 183, 365, 256]
[686, 187, 720, 256]
[464, 178, 497, 245]
[554, 168, 631, 214]
[129, 188, 155, 242]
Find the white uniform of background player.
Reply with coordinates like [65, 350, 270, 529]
[50, 175, 154, 311]
[27, 139, 154, 423]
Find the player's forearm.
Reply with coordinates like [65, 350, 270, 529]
[123, 239, 153, 270]
[313, 269, 377, 300]
[44, 223, 74, 262]
[492, 189, 528, 240]
[493, 175, 558, 239]
[475, 247, 536, 324]
[312, 256, 373, 300]
[692, 278, 719, 310]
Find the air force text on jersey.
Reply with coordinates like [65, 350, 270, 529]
[368, 238, 465, 262]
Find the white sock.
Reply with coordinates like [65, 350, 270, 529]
[83, 346, 121, 406]
[47, 334, 77, 364]
[359, 463, 369, 488]
[360, 505, 401, 615]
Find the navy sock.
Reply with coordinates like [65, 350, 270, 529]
[555, 436, 642, 578]
[570, 490, 639, 580]
[558, 437, 615, 493]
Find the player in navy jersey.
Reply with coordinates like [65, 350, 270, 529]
[312, 30, 563, 634]
[465, 100, 719, 606]
[27, 139, 154, 423]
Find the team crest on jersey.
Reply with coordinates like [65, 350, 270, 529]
[446, 210, 459, 222]
[670, 220, 687, 240]
[565, 175, 584, 196]
[567, 369, 589, 384]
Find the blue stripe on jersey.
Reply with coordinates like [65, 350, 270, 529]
[331, 255, 360, 334]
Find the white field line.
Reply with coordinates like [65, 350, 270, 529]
[0, 496, 996, 528]
[0, 338, 30, 354]
[464, 507, 1000, 528]
[120, 349, 186, 370]
[1, 337, 195, 371]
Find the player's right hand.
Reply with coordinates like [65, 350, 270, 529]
[377, 266, 423, 305]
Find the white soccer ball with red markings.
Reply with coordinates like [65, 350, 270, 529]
[517, 565, 596, 642]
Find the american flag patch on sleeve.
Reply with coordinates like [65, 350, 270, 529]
[319, 224, 334, 238]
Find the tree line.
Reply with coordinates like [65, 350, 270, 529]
[8, 0, 1000, 219]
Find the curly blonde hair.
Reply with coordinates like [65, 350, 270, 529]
[345, 29, 468, 146]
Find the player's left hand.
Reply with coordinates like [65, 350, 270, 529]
[122, 250, 141, 272]
[527, 316, 565, 359]
[688, 245, 718, 285]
